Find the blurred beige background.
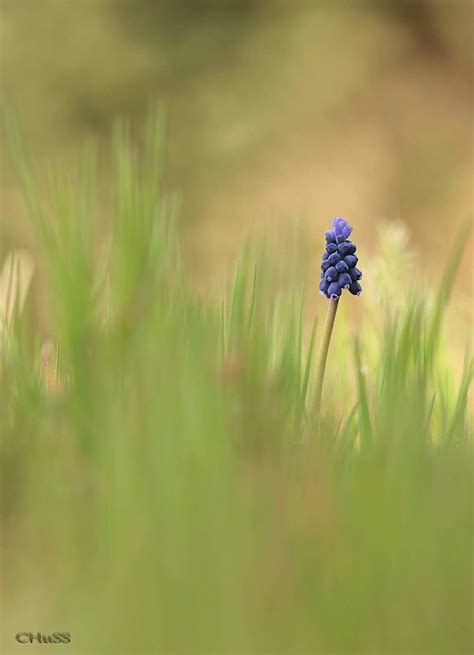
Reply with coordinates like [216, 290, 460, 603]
[1, 1, 472, 309]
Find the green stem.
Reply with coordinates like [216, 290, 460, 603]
[315, 298, 339, 415]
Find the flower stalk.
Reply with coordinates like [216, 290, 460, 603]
[314, 297, 339, 414]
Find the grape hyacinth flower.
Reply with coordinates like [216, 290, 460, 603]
[319, 217, 362, 299]
[315, 217, 362, 415]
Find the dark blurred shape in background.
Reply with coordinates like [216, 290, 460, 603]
[1, 0, 472, 304]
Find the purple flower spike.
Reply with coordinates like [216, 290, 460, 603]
[318, 217, 362, 299]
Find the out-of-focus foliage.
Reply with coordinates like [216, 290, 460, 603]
[1, 114, 472, 654]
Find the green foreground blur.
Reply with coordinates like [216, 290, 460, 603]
[1, 113, 472, 654]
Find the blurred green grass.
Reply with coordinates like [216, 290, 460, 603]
[0, 111, 472, 654]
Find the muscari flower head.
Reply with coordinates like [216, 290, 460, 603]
[319, 217, 362, 299]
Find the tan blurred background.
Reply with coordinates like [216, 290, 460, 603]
[1, 0, 472, 309]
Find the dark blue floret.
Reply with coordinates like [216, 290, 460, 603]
[319, 278, 329, 294]
[349, 267, 362, 281]
[318, 217, 362, 299]
[349, 281, 362, 296]
[335, 260, 349, 273]
[327, 282, 341, 299]
[338, 272, 352, 289]
[337, 240, 356, 256]
[344, 255, 358, 268]
[325, 266, 338, 282]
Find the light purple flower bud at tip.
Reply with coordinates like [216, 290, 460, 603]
[332, 217, 353, 244]
[338, 272, 352, 289]
[327, 282, 341, 299]
[325, 266, 338, 281]
[342, 226, 352, 239]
